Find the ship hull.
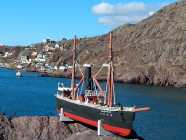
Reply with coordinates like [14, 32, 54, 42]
[56, 98, 135, 137]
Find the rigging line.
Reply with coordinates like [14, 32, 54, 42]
[106, 62, 111, 106]
[94, 64, 105, 77]
[75, 60, 84, 77]
[93, 80, 98, 96]
[71, 35, 77, 100]
[92, 77, 104, 92]
[111, 65, 116, 105]
[105, 79, 108, 93]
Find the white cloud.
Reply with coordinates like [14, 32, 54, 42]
[92, 2, 146, 15]
[92, 2, 165, 27]
[92, 2, 113, 15]
[148, 11, 154, 16]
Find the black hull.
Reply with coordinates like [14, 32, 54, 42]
[56, 98, 135, 136]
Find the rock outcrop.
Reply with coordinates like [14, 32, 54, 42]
[0, 114, 87, 140]
[0, 114, 135, 140]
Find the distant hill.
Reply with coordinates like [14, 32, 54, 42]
[60, 1, 186, 87]
[2, 1, 186, 87]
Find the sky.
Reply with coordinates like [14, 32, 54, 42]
[0, 0, 177, 46]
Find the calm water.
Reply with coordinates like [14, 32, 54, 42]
[0, 68, 186, 140]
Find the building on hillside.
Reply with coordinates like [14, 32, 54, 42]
[55, 44, 60, 49]
[31, 51, 38, 59]
[35, 53, 46, 63]
[20, 56, 30, 64]
[19, 50, 31, 64]
[4, 52, 9, 57]
[54, 66, 58, 70]
[43, 44, 55, 52]
[59, 65, 67, 71]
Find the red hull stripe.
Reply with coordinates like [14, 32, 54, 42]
[64, 112, 132, 137]
[64, 112, 97, 127]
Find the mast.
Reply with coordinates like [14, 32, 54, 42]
[71, 36, 77, 100]
[107, 32, 115, 107]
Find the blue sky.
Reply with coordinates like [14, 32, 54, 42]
[0, 0, 176, 45]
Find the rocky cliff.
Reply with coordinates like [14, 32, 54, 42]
[61, 1, 186, 87]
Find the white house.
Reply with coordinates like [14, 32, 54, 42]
[53, 66, 58, 70]
[59, 66, 66, 71]
[4, 52, 13, 58]
[20, 56, 30, 64]
[55, 44, 60, 48]
[35, 54, 46, 63]
[4, 52, 9, 57]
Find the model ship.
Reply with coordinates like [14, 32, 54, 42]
[56, 32, 150, 137]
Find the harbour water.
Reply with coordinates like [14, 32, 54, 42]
[0, 68, 186, 140]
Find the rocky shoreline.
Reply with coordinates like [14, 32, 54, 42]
[1, 65, 186, 88]
[0, 114, 90, 140]
[0, 114, 142, 140]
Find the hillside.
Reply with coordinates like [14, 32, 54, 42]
[59, 1, 186, 87]
[1, 1, 186, 87]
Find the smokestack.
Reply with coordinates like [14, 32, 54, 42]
[83, 64, 93, 90]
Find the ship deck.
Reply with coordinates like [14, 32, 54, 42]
[56, 94, 135, 112]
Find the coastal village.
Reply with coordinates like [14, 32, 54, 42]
[0, 34, 110, 79]
[0, 38, 74, 76]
